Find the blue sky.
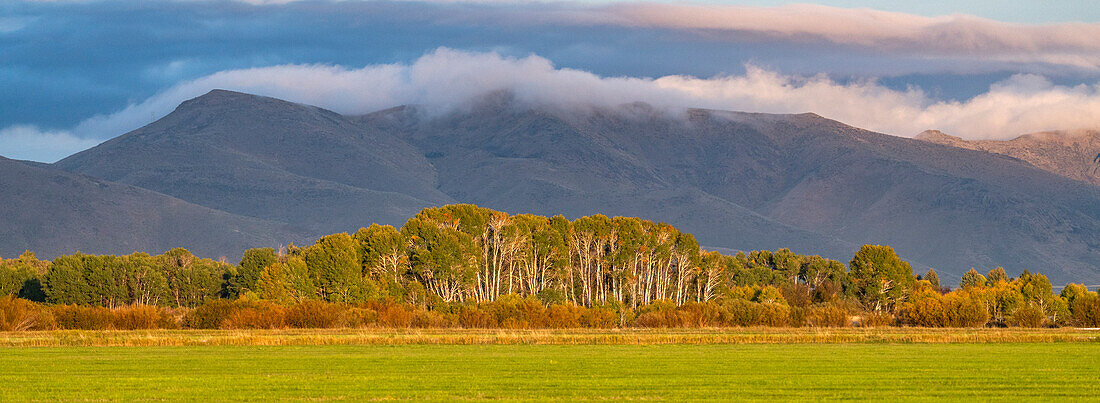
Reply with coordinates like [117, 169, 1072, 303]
[2, 0, 1100, 162]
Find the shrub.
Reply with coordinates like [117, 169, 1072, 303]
[859, 311, 894, 327]
[634, 301, 687, 328]
[580, 306, 618, 328]
[343, 307, 378, 328]
[678, 302, 725, 328]
[488, 295, 548, 329]
[787, 306, 807, 328]
[722, 299, 790, 327]
[948, 295, 990, 327]
[458, 306, 494, 328]
[372, 301, 414, 328]
[546, 304, 583, 328]
[805, 304, 850, 327]
[221, 302, 287, 329]
[902, 296, 946, 327]
[0, 297, 55, 331]
[183, 299, 239, 329]
[286, 301, 346, 329]
[112, 305, 174, 330]
[902, 293, 988, 327]
[412, 309, 453, 328]
[1007, 304, 1046, 328]
[757, 303, 791, 327]
[1069, 294, 1100, 327]
[53, 305, 113, 330]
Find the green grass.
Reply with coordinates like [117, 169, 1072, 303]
[1, 343, 1098, 401]
[2, 327, 1098, 347]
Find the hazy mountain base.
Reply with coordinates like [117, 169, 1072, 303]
[0, 156, 298, 259]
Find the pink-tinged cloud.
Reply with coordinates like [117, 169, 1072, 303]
[7, 48, 1100, 162]
[493, 2, 1100, 70]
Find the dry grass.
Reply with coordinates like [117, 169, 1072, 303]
[0, 327, 1096, 347]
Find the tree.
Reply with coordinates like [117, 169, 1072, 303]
[986, 267, 1008, 284]
[510, 214, 569, 298]
[959, 269, 987, 289]
[256, 256, 315, 303]
[301, 233, 370, 303]
[121, 253, 169, 306]
[229, 248, 278, 298]
[355, 224, 409, 283]
[0, 251, 48, 301]
[849, 245, 915, 311]
[922, 268, 942, 293]
[160, 248, 228, 307]
[798, 255, 850, 303]
[402, 216, 479, 304]
[43, 254, 95, 305]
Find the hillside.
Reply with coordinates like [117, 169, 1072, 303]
[916, 129, 1100, 187]
[50, 90, 1100, 283]
[0, 156, 299, 260]
[57, 90, 452, 235]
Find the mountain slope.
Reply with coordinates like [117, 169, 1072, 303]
[916, 129, 1100, 187]
[362, 99, 1100, 283]
[0, 156, 299, 260]
[52, 90, 1100, 283]
[57, 90, 452, 235]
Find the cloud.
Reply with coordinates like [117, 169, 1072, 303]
[0, 17, 33, 33]
[4, 47, 1091, 160]
[181, 1, 1100, 70]
[0, 125, 101, 163]
[514, 3, 1100, 70]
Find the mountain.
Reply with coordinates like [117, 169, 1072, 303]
[57, 90, 452, 235]
[916, 129, 1100, 187]
[0, 156, 299, 260]
[52, 90, 1100, 284]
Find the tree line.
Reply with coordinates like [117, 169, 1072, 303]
[1, 204, 1098, 329]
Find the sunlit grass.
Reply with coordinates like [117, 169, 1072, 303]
[0, 327, 1096, 347]
[1, 342, 1098, 401]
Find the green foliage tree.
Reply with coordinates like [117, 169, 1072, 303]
[922, 268, 941, 293]
[301, 233, 372, 303]
[355, 224, 409, 284]
[255, 256, 315, 303]
[402, 216, 479, 304]
[0, 251, 48, 301]
[160, 248, 228, 307]
[986, 267, 1009, 284]
[959, 269, 987, 289]
[229, 248, 278, 298]
[849, 245, 915, 311]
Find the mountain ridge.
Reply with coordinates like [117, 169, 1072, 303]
[917, 129, 1100, 187]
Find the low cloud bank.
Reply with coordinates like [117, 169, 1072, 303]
[0, 125, 101, 163]
[5, 48, 1100, 161]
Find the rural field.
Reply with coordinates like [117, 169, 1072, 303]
[1, 329, 1098, 401]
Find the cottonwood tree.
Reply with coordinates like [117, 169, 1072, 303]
[402, 214, 479, 303]
[229, 248, 278, 298]
[849, 245, 915, 312]
[300, 233, 370, 303]
[255, 255, 315, 303]
[160, 248, 227, 307]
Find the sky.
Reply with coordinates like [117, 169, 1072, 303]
[2, 0, 1100, 162]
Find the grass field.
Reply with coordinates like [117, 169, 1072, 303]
[1, 330, 1098, 401]
[1, 327, 1098, 347]
[2, 343, 1099, 401]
